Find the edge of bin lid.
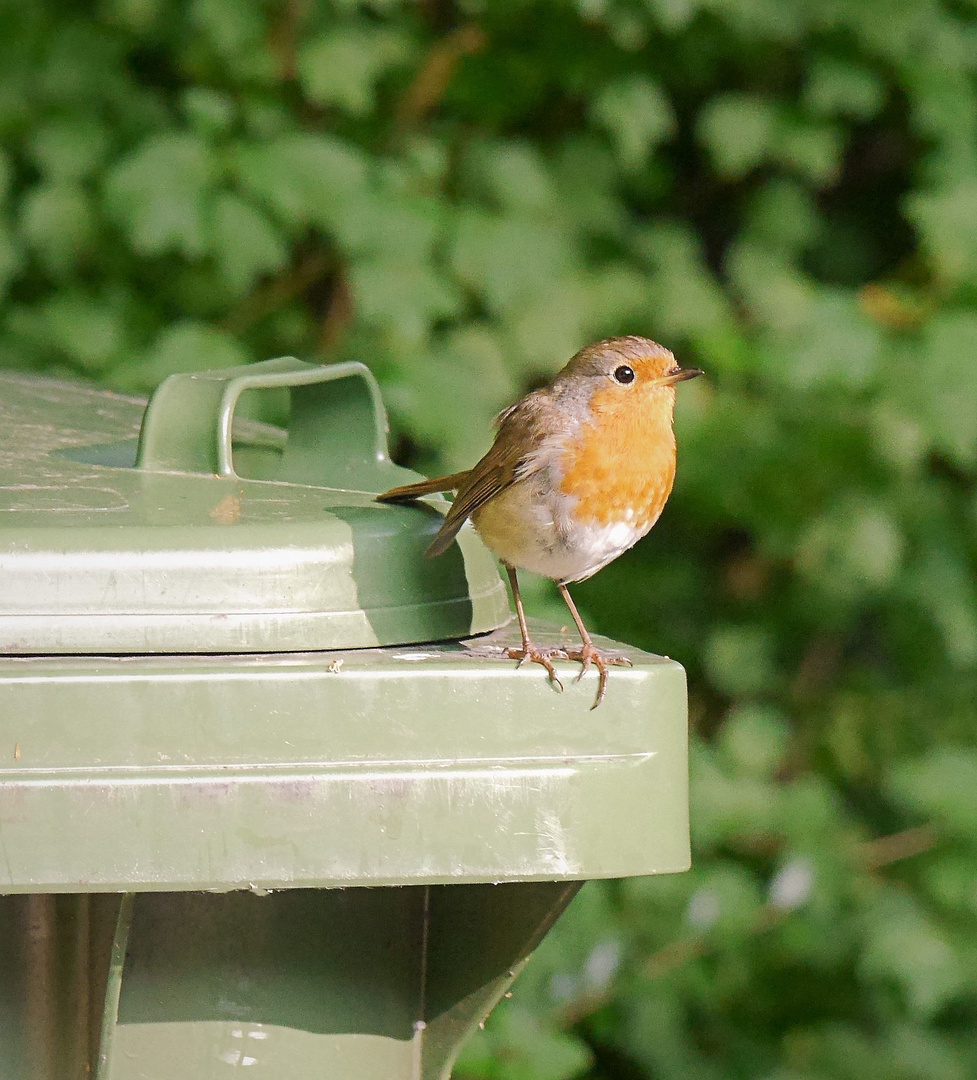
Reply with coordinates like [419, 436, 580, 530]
[0, 628, 690, 890]
[0, 358, 509, 654]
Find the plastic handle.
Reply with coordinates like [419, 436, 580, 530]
[136, 357, 396, 490]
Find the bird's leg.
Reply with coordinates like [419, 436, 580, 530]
[502, 564, 569, 691]
[557, 582, 632, 708]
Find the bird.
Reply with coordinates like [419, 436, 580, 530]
[377, 336, 702, 707]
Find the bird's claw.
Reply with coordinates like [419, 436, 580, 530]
[506, 644, 569, 691]
[465, 639, 630, 705]
[561, 644, 632, 708]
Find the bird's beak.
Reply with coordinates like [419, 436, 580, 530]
[658, 366, 704, 386]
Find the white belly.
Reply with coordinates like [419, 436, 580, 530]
[471, 480, 650, 583]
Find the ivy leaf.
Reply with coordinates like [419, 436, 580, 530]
[913, 311, 977, 466]
[211, 192, 288, 295]
[298, 26, 414, 116]
[860, 889, 968, 1018]
[889, 748, 977, 845]
[113, 319, 248, 390]
[592, 75, 675, 171]
[804, 57, 885, 120]
[907, 180, 977, 282]
[349, 258, 463, 344]
[698, 93, 782, 178]
[104, 132, 214, 257]
[18, 183, 96, 278]
[450, 210, 578, 314]
[234, 132, 369, 234]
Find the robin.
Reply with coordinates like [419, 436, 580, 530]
[377, 336, 702, 706]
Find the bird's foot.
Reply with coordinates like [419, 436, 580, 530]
[466, 642, 570, 691]
[560, 643, 632, 709]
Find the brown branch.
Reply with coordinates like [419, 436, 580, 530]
[319, 265, 354, 352]
[858, 824, 939, 868]
[790, 633, 844, 704]
[395, 24, 487, 131]
[268, 0, 313, 82]
[222, 251, 333, 335]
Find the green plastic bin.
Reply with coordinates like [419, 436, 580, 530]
[0, 358, 690, 1079]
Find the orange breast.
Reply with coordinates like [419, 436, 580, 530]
[558, 383, 677, 530]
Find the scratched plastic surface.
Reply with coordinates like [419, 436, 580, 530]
[0, 359, 508, 653]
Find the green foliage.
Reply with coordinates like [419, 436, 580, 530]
[1, 0, 976, 1077]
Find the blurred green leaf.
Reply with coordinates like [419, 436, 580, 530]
[211, 192, 288, 294]
[298, 25, 414, 116]
[18, 183, 96, 278]
[191, 0, 270, 75]
[717, 704, 791, 779]
[907, 180, 977, 282]
[465, 140, 559, 217]
[860, 889, 968, 1018]
[698, 93, 782, 178]
[888, 748, 977, 844]
[690, 742, 783, 848]
[636, 222, 734, 340]
[906, 547, 977, 667]
[684, 860, 764, 939]
[234, 131, 369, 233]
[702, 624, 778, 697]
[350, 258, 464, 343]
[804, 57, 885, 121]
[0, 222, 21, 303]
[7, 293, 126, 373]
[796, 497, 904, 598]
[450, 210, 578, 313]
[390, 325, 515, 468]
[182, 86, 237, 136]
[743, 178, 820, 253]
[912, 311, 977, 467]
[28, 118, 110, 183]
[776, 120, 843, 185]
[592, 75, 675, 171]
[113, 319, 248, 390]
[728, 240, 814, 333]
[510, 276, 591, 369]
[104, 132, 214, 257]
[784, 289, 883, 388]
[456, 1003, 592, 1080]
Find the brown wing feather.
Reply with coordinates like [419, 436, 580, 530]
[424, 394, 547, 557]
[376, 393, 551, 558]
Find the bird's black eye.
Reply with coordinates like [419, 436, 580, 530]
[613, 365, 635, 385]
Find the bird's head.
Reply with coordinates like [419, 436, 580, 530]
[558, 336, 703, 420]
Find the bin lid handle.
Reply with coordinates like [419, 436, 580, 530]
[135, 356, 404, 491]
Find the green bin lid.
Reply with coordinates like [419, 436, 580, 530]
[0, 357, 509, 654]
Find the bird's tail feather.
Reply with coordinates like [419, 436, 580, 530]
[376, 471, 474, 558]
[375, 471, 470, 504]
[424, 517, 467, 558]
